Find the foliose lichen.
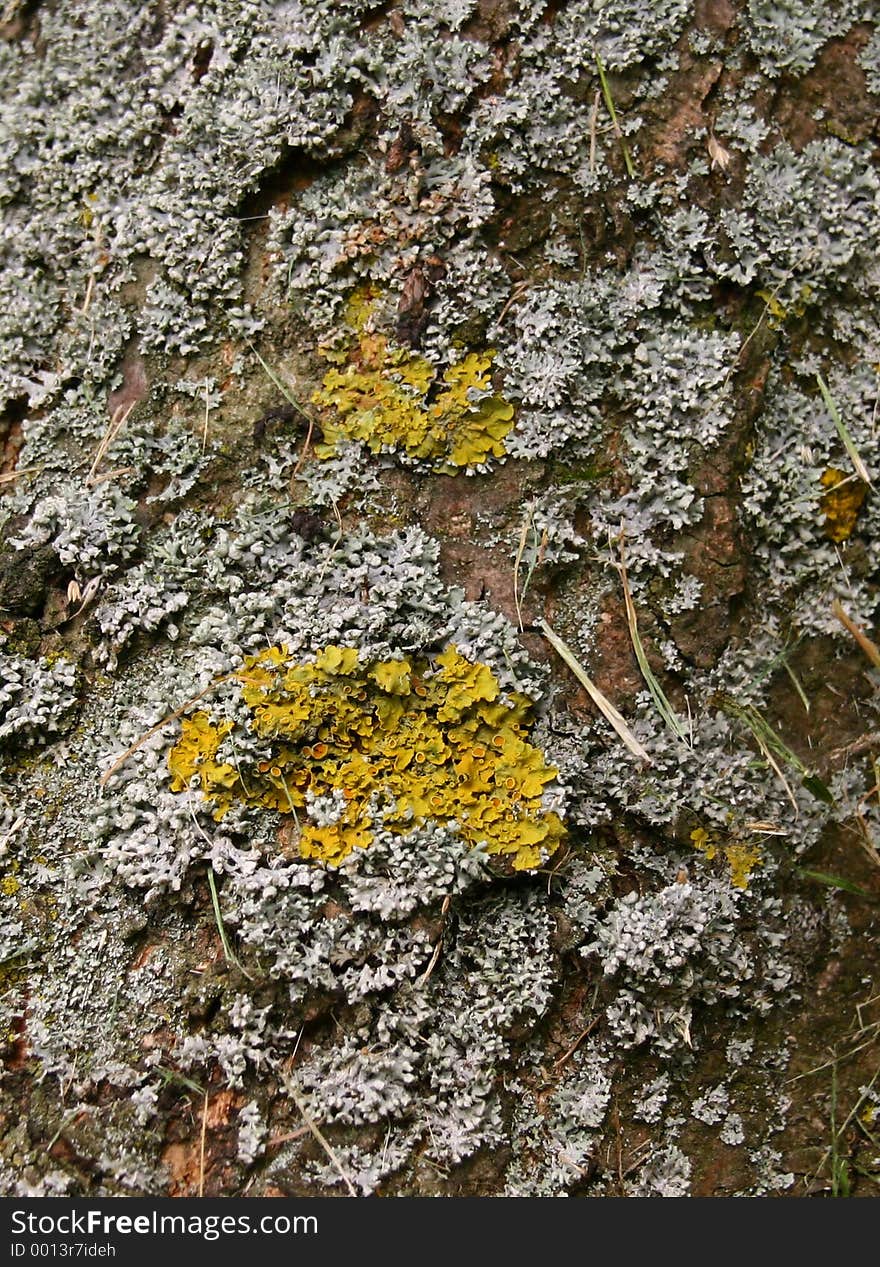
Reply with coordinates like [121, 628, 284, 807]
[168, 641, 564, 870]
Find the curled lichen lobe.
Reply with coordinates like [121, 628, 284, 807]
[168, 644, 564, 870]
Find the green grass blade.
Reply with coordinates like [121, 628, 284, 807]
[248, 342, 312, 422]
[797, 868, 874, 899]
[594, 48, 635, 179]
[816, 372, 873, 487]
[207, 867, 253, 980]
[617, 557, 689, 745]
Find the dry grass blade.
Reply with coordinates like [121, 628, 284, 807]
[539, 618, 651, 764]
[0, 815, 25, 851]
[282, 1073, 358, 1196]
[0, 465, 41, 485]
[79, 271, 95, 316]
[743, 820, 788, 836]
[787, 996, 880, 1083]
[513, 507, 531, 632]
[616, 541, 689, 745]
[99, 673, 235, 788]
[201, 377, 211, 455]
[248, 342, 316, 477]
[86, 400, 135, 486]
[854, 813, 880, 869]
[749, 726, 799, 816]
[198, 1091, 209, 1198]
[718, 694, 833, 812]
[832, 598, 880, 669]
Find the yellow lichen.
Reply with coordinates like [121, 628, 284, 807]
[756, 283, 814, 328]
[724, 841, 763, 890]
[690, 826, 762, 890]
[169, 644, 564, 871]
[311, 290, 514, 470]
[820, 466, 867, 543]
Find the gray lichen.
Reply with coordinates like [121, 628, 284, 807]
[2, 0, 878, 1201]
[0, 652, 78, 745]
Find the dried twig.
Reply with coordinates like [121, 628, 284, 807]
[417, 894, 451, 986]
[553, 1016, 600, 1072]
[291, 413, 316, 479]
[266, 1125, 311, 1149]
[99, 674, 235, 788]
[832, 598, 880, 669]
[494, 280, 528, 329]
[828, 732, 880, 763]
[282, 1073, 357, 1197]
[0, 465, 41, 486]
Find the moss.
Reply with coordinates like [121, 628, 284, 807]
[312, 291, 514, 470]
[168, 643, 565, 871]
[548, 459, 609, 486]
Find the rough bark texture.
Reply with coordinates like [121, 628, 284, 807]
[1, 0, 880, 1198]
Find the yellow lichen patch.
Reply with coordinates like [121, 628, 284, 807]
[690, 826, 762, 890]
[168, 644, 564, 871]
[820, 467, 868, 542]
[723, 841, 763, 890]
[166, 711, 238, 813]
[311, 290, 514, 470]
[756, 283, 814, 328]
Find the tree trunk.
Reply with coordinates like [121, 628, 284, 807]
[1, 0, 879, 1198]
